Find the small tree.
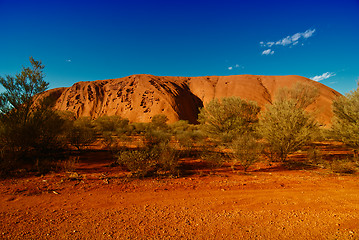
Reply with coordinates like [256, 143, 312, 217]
[331, 84, 359, 156]
[230, 134, 262, 172]
[151, 114, 169, 130]
[258, 83, 319, 162]
[0, 57, 64, 171]
[275, 82, 319, 109]
[65, 117, 97, 150]
[198, 97, 260, 144]
[0, 57, 48, 122]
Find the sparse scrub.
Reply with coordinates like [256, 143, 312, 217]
[201, 149, 226, 172]
[117, 148, 157, 178]
[327, 158, 358, 174]
[258, 83, 320, 162]
[65, 117, 97, 150]
[0, 57, 66, 174]
[171, 121, 205, 157]
[117, 144, 180, 177]
[154, 143, 181, 176]
[229, 134, 262, 172]
[57, 155, 79, 172]
[331, 83, 359, 157]
[150, 114, 169, 130]
[307, 146, 322, 165]
[94, 116, 129, 133]
[198, 97, 260, 144]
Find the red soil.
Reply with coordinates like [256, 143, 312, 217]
[1, 143, 359, 239]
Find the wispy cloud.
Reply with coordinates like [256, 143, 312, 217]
[262, 49, 274, 55]
[227, 64, 243, 70]
[260, 29, 316, 50]
[310, 72, 336, 81]
[66, 59, 72, 63]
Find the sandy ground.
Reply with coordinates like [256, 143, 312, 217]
[1, 150, 359, 240]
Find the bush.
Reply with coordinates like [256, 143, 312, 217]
[331, 84, 359, 156]
[65, 117, 97, 150]
[198, 97, 260, 144]
[94, 116, 129, 133]
[118, 145, 180, 177]
[327, 158, 358, 174]
[0, 57, 66, 173]
[307, 146, 322, 164]
[230, 134, 263, 172]
[258, 83, 320, 162]
[144, 128, 171, 148]
[118, 148, 157, 178]
[154, 143, 180, 176]
[171, 121, 205, 156]
[151, 114, 169, 130]
[201, 149, 226, 172]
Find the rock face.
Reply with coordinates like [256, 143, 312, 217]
[42, 74, 341, 125]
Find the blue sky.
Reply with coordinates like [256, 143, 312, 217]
[0, 0, 358, 94]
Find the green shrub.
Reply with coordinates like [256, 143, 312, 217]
[307, 146, 322, 164]
[331, 83, 359, 155]
[201, 149, 226, 172]
[151, 114, 169, 130]
[94, 116, 129, 133]
[155, 143, 181, 176]
[144, 128, 171, 148]
[230, 134, 262, 172]
[118, 144, 180, 178]
[327, 158, 358, 174]
[198, 97, 260, 144]
[0, 57, 66, 173]
[258, 83, 320, 162]
[65, 117, 97, 150]
[117, 148, 157, 178]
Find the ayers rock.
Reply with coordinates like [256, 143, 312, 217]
[41, 74, 341, 125]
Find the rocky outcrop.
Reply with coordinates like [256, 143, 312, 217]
[41, 74, 341, 125]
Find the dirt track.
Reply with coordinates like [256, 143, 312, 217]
[1, 158, 359, 240]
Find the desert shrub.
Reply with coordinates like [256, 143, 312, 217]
[327, 158, 358, 174]
[118, 145, 180, 177]
[201, 149, 226, 172]
[258, 100, 319, 162]
[230, 134, 263, 172]
[118, 149, 156, 177]
[57, 155, 79, 172]
[331, 84, 359, 156]
[258, 83, 320, 162]
[65, 117, 97, 150]
[144, 127, 171, 149]
[0, 57, 66, 173]
[94, 116, 129, 133]
[171, 121, 205, 156]
[129, 122, 148, 135]
[275, 82, 319, 109]
[151, 114, 169, 130]
[307, 146, 322, 164]
[154, 143, 181, 176]
[198, 97, 260, 144]
[94, 116, 131, 153]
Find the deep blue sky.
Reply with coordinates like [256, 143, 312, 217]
[1, 0, 358, 94]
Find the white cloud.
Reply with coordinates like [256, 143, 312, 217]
[303, 29, 316, 38]
[66, 59, 72, 62]
[310, 72, 336, 81]
[262, 49, 274, 55]
[261, 28, 316, 48]
[228, 64, 242, 70]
